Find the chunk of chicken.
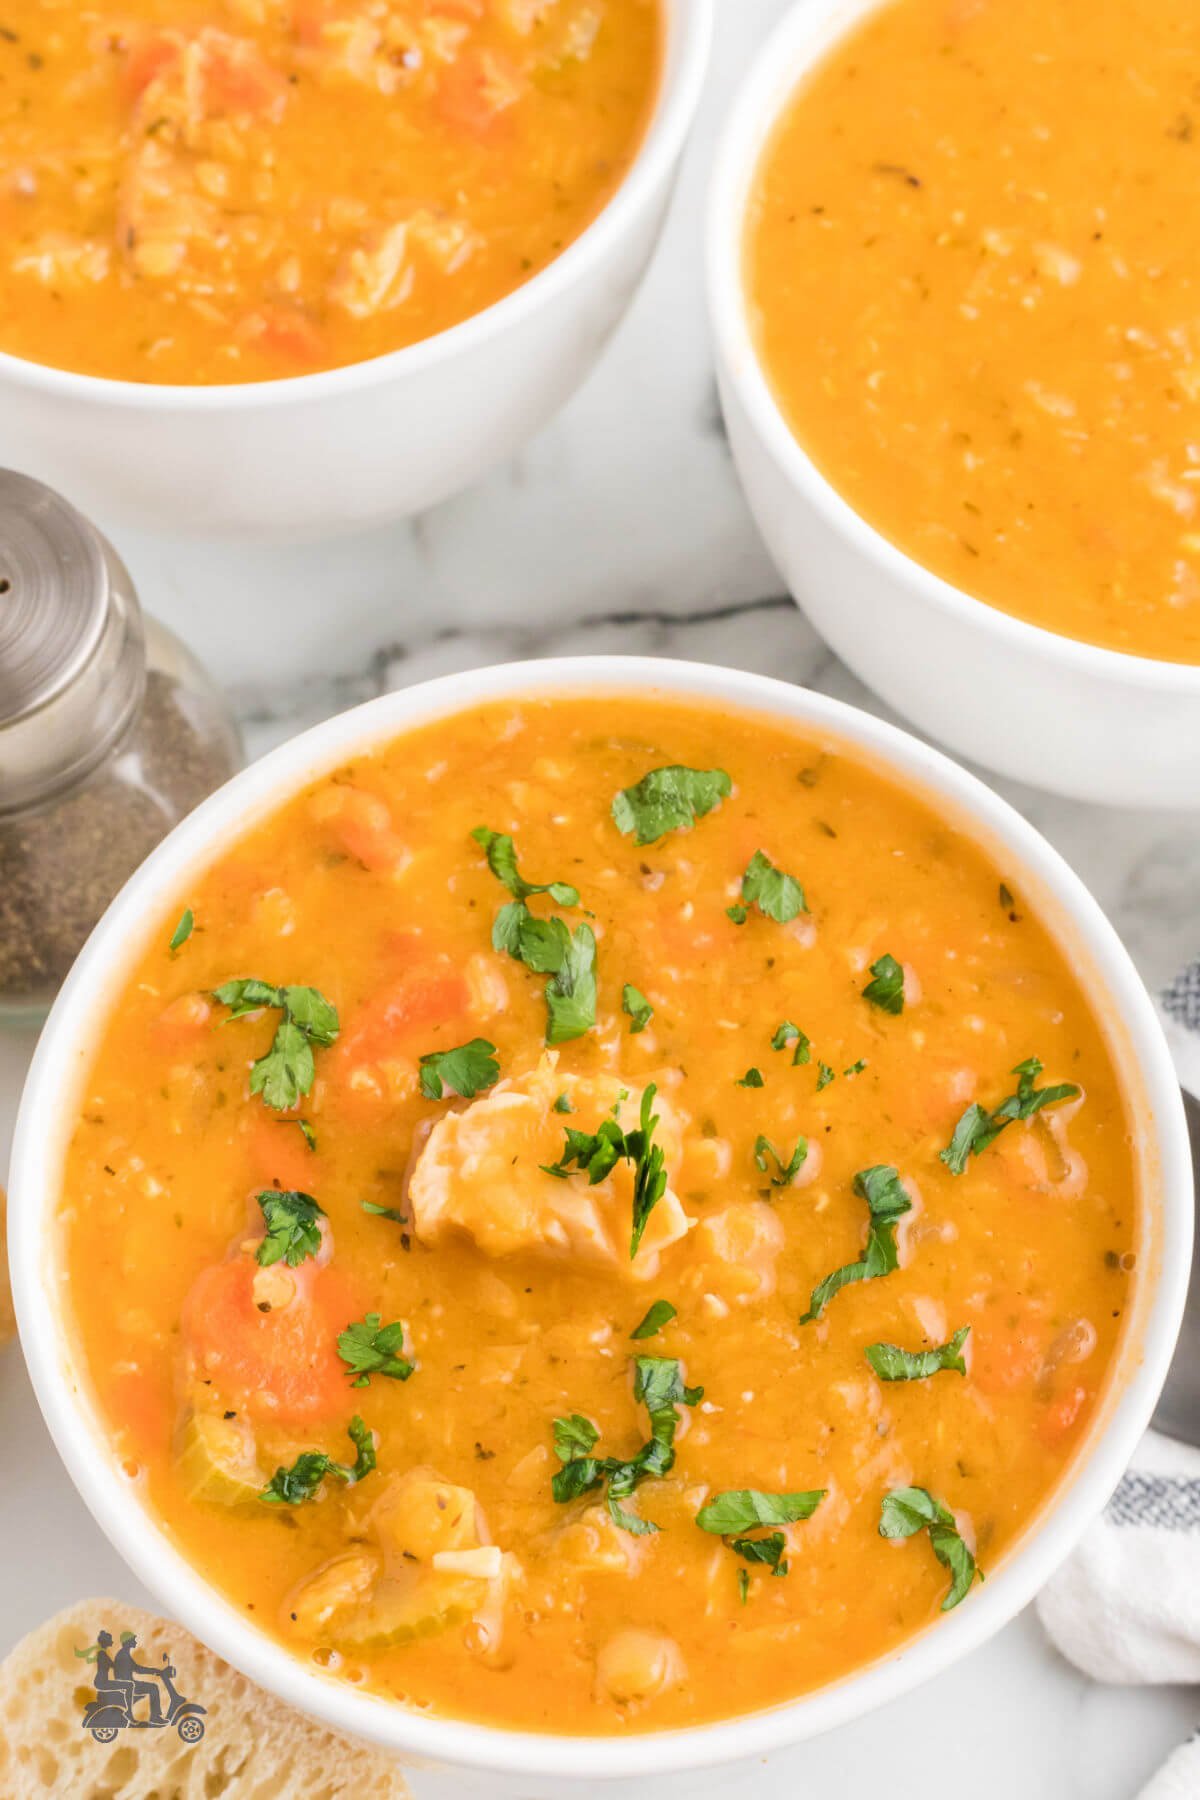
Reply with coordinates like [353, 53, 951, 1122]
[117, 29, 288, 284]
[327, 211, 480, 320]
[408, 1059, 694, 1279]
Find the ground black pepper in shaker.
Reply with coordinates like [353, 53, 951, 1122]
[0, 471, 242, 1023]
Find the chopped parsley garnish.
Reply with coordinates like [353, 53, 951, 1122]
[940, 1056, 1081, 1175]
[418, 1038, 500, 1101]
[862, 953, 905, 1014]
[738, 1567, 750, 1605]
[753, 1133, 808, 1187]
[542, 1084, 668, 1259]
[843, 1059, 868, 1077]
[879, 1485, 980, 1610]
[255, 1190, 324, 1269]
[727, 850, 806, 925]
[550, 1355, 702, 1534]
[361, 1200, 407, 1224]
[213, 979, 339, 1111]
[800, 1165, 912, 1322]
[286, 1118, 317, 1152]
[695, 1489, 826, 1533]
[816, 1061, 835, 1091]
[697, 1489, 825, 1593]
[553, 1091, 573, 1113]
[737, 1067, 764, 1089]
[168, 908, 194, 953]
[611, 765, 732, 846]
[622, 983, 654, 1034]
[260, 1416, 376, 1505]
[337, 1314, 414, 1387]
[866, 1326, 970, 1382]
[771, 1021, 811, 1065]
[493, 905, 597, 1044]
[471, 826, 580, 907]
[731, 1532, 789, 1577]
[631, 1299, 676, 1340]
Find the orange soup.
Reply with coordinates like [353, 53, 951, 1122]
[60, 695, 1137, 1732]
[749, 0, 1200, 664]
[0, 0, 659, 384]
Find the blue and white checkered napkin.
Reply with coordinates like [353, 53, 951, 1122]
[1035, 965, 1200, 1800]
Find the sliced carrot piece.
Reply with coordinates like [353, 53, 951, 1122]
[1037, 1383, 1090, 1448]
[437, 46, 526, 136]
[241, 306, 327, 365]
[182, 1256, 354, 1427]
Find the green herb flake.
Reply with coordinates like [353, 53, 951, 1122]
[260, 1416, 376, 1506]
[622, 983, 654, 1035]
[727, 850, 806, 926]
[361, 1200, 407, 1225]
[800, 1165, 913, 1322]
[737, 1067, 765, 1089]
[738, 1567, 750, 1605]
[471, 826, 580, 907]
[611, 766, 732, 846]
[772, 1021, 811, 1065]
[879, 1485, 981, 1610]
[631, 1299, 676, 1340]
[862, 953, 905, 1015]
[492, 906, 598, 1044]
[337, 1313, 414, 1387]
[816, 1061, 835, 1091]
[731, 1531, 789, 1577]
[753, 1133, 808, 1187]
[255, 1190, 325, 1269]
[213, 979, 339, 1112]
[550, 1354, 702, 1535]
[696, 1489, 826, 1533]
[940, 1057, 1081, 1175]
[277, 1117, 317, 1151]
[553, 1091, 573, 1114]
[418, 1038, 500, 1101]
[866, 1325, 970, 1382]
[542, 1084, 667, 1259]
[168, 908, 194, 954]
[843, 1059, 868, 1077]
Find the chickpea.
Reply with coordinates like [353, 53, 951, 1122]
[595, 1628, 684, 1706]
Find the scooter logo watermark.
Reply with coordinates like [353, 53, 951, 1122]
[74, 1628, 207, 1746]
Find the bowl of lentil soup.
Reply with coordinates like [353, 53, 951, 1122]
[9, 666, 1194, 1785]
[0, 0, 709, 535]
[709, 0, 1200, 807]
[9, 657, 1190, 1782]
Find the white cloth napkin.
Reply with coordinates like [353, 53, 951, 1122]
[1035, 970, 1200, 1797]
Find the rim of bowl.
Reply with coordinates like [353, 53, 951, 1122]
[707, 0, 1200, 696]
[10, 655, 1192, 1781]
[0, 0, 712, 412]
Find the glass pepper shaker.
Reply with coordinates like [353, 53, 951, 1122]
[0, 470, 242, 1025]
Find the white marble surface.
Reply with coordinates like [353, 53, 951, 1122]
[2, 0, 1199, 1793]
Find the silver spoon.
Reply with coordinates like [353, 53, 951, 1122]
[1151, 1087, 1200, 1444]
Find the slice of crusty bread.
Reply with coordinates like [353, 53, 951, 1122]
[0, 1599, 412, 1799]
[0, 1186, 15, 1347]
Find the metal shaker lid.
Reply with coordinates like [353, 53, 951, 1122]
[0, 470, 145, 813]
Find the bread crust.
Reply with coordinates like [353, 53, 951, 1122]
[0, 1598, 411, 1798]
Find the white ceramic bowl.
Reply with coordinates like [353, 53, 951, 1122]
[9, 657, 1192, 1793]
[708, 0, 1200, 809]
[0, 3, 710, 541]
